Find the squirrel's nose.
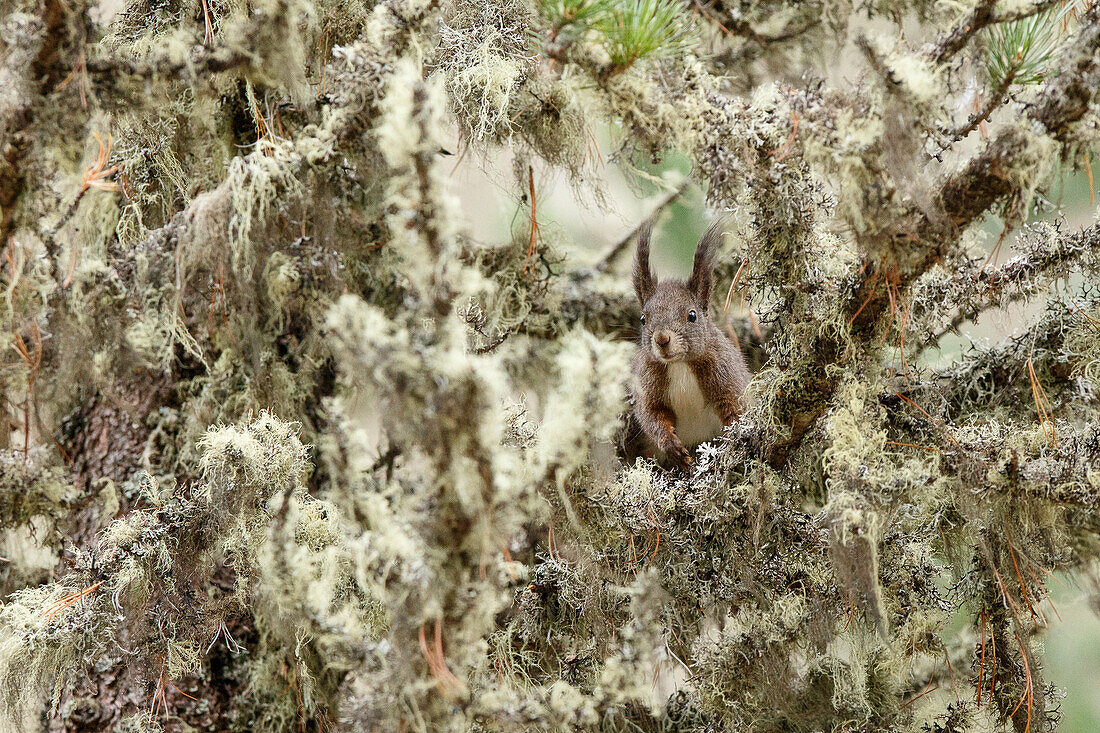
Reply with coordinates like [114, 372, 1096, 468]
[654, 331, 671, 348]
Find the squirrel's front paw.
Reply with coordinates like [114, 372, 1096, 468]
[661, 435, 694, 470]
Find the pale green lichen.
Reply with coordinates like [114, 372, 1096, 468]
[1, 0, 1099, 730]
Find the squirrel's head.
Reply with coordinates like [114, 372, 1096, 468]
[633, 222, 721, 364]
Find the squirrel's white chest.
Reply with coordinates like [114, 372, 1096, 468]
[665, 362, 722, 447]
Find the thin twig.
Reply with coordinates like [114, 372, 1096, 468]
[41, 133, 120, 276]
[523, 165, 539, 276]
[1027, 357, 1057, 448]
[951, 70, 1017, 140]
[596, 178, 692, 272]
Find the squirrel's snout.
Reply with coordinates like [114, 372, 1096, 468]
[651, 330, 680, 360]
[650, 330, 684, 361]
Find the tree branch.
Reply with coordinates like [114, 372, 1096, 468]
[767, 7, 1100, 465]
[914, 221, 1100, 356]
[83, 46, 250, 81]
[930, 0, 1059, 64]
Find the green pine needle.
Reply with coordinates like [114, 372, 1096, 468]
[983, 1, 1077, 88]
[599, 0, 693, 72]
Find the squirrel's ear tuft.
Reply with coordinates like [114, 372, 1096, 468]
[688, 221, 721, 304]
[633, 223, 657, 303]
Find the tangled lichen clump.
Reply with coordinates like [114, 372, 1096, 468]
[1, 0, 1100, 731]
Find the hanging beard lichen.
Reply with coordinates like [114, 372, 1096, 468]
[0, 0, 1099, 731]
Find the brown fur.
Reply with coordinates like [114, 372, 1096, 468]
[630, 221, 751, 469]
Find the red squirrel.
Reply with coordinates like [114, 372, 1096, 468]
[630, 222, 750, 469]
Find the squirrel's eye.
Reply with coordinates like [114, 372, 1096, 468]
[688, 310, 697, 322]
[640, 314, 646, 325]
